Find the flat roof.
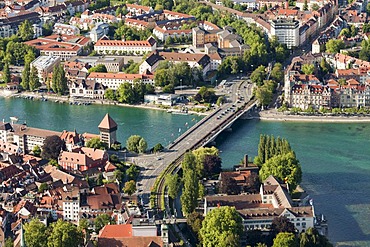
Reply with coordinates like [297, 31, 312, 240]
[31, 56, 60, 68]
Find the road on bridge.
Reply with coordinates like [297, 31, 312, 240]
[134, 79, 255, 206]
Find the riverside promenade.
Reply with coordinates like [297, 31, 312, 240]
[259, 109, 370, 123]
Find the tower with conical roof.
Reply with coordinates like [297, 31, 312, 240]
[98, 113, 117, 147]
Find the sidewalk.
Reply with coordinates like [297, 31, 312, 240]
[259, 109, 370, 123]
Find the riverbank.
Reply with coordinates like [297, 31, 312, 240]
[259, 109, 370, 122]
[5, 91, 210, 116]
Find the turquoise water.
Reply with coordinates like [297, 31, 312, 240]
[0, 97, 202, 147]
[2, 97, 370, 245]
[216, 119, 370, 246]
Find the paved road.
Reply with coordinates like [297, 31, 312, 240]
[134, 79, 253, 205]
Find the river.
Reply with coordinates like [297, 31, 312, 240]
[1, 97, 370, 246]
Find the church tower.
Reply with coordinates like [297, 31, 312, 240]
[98, 113, 117, 147]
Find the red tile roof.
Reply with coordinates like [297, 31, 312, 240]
[99, 224, 133, 238]
[98, 113, 117, 130]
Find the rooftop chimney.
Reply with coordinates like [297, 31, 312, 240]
[243, 154, 248, 168]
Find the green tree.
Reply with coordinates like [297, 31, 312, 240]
[320, 58, 331, 74]
[153, 143, 164, 153]
[273, 232, 299, 247]
[24, 218, 48, 247]
[251, 65, 267, 86]
[138, 136, 148, 153]
[4, 237, 13, 247]
[199, 206, 243, 247]
[181, 168, 198, 215]
[32, 145, 41, 157]
[29, 66, 41, 91]
[311, 3, 320, 10]
[126, 164, 140, 180]
[94, 214, 114, 232]
[186, 212, 204, 237]
[299, 227, 333, 247]
[303, 0, 308, 10]
[117, 82, 135, 104]
[52, 64, 67, 95]
[255, 85, 273, 107]
[104, 88, 116, 101]
[18, 20, 34, 41]
[96, 173, 103, 186]
[47, 219, 83, 247]
[165, 174, 180, 199]
[126, 135, 146, 153]
[271, 63, 284, 83]
[38, 182, 48, 193]
[86, 137, 108, 150]
[325, 39, 345, 53]
[21, 64, 30, 90]
[41, 135, 65, 160]
[301, 64, 315, 75]
[123, 180, 136, 195]
[113, 169, 124, 182]
[2, 62, 10, 83]
[272, 216, 296, 234]
[259, 152, 302, 190]
[88, 64, 107, 73]
[192, 146, 219, 178]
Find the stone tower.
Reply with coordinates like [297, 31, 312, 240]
[98, 113, 117, 147]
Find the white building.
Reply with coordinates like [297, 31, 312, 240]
[270, 19, 300, 49]
[53, 23, 80, 35]
[94, 36, 157, 56]
[30, 55, 61, 83]
[204, 176, 315, 233]
[69, 79, 106, 99]
[87, 72, 155, 90]
[89, 23, 109, 42]
[0, 123, 61, 153]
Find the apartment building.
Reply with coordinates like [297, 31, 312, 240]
[53, 23, 80, 36]
[94, 36, 157, 55]
[87, 72, 155, 90]
[30, 56, 61, 83]
[270, 19, 300, 49]
[5, 124, 61, 154]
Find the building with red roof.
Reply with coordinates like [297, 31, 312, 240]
[94, 36, 157, 56]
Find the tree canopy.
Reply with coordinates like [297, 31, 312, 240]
[273, 232, 299, 247]
[165, 173, 180, 199]
[259, 152, 302, 190]
[24, 218, 48, 247]
[94, 214, 115, 232]
[199, 206, 243, 247]
[301, 64, 315, 75]
[41, 135, 65, 160]
[52, 64, 67, 95]
[300, 227, 333, 247]
[88, 64, 107, 73]
[123, 180, 136, 195]
[325, 39, 345, 53]
[47, 219, 84, 247]
[86, 137, 108, 150]
[126, 135, 147, 153]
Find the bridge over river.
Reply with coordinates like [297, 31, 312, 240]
[134, 79, 257, 208]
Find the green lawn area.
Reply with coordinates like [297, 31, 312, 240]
[0, 82, 6, 88]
